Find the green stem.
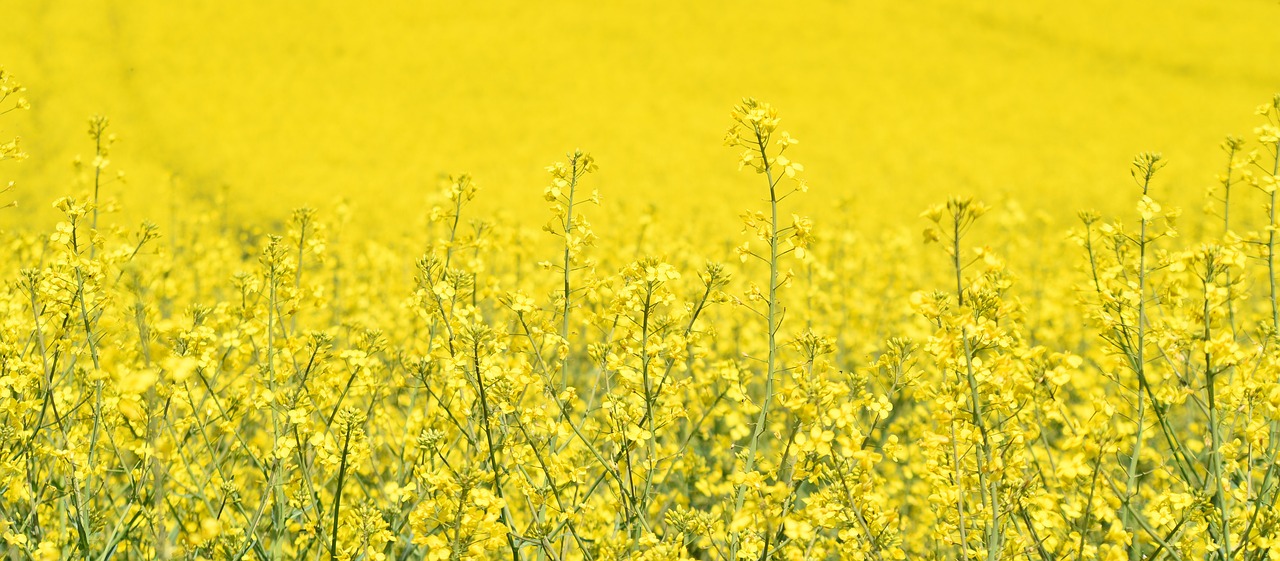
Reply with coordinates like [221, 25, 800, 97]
[473, 337, 522, 561]
[732, 124, 781, 544]
[330, 424, 352, 561]
[1203, 269, 1231, 560]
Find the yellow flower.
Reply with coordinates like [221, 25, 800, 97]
[1138, 195, 1162, 221]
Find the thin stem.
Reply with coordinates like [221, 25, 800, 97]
[733, 123, 781, 536]
[1202, 266, 1231, 560]
[330, 424, 352, 561]
[559, 157, 580, 396]
[473, 336, 523, 561]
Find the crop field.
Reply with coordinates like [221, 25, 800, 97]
[3, 1, 1280, 560]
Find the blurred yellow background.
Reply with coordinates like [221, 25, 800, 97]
[3, 0, 1278, 232]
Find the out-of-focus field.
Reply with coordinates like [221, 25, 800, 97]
[2, 0, 1278, 232]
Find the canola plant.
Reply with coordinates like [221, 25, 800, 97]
[3, 4, 1280, 559]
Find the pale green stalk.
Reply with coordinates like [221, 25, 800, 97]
[732, 122, 781, 541]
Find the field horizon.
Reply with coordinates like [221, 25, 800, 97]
[3, 0, 1280, 234]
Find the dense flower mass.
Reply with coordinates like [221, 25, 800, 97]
[4, 66, 1280, 561]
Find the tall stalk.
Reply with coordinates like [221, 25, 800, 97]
[741, 125, 781, 485]
[723, 98, 810, 559]
[1126, 152, 1162, 561]
[1198, 251, 1231, 560]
